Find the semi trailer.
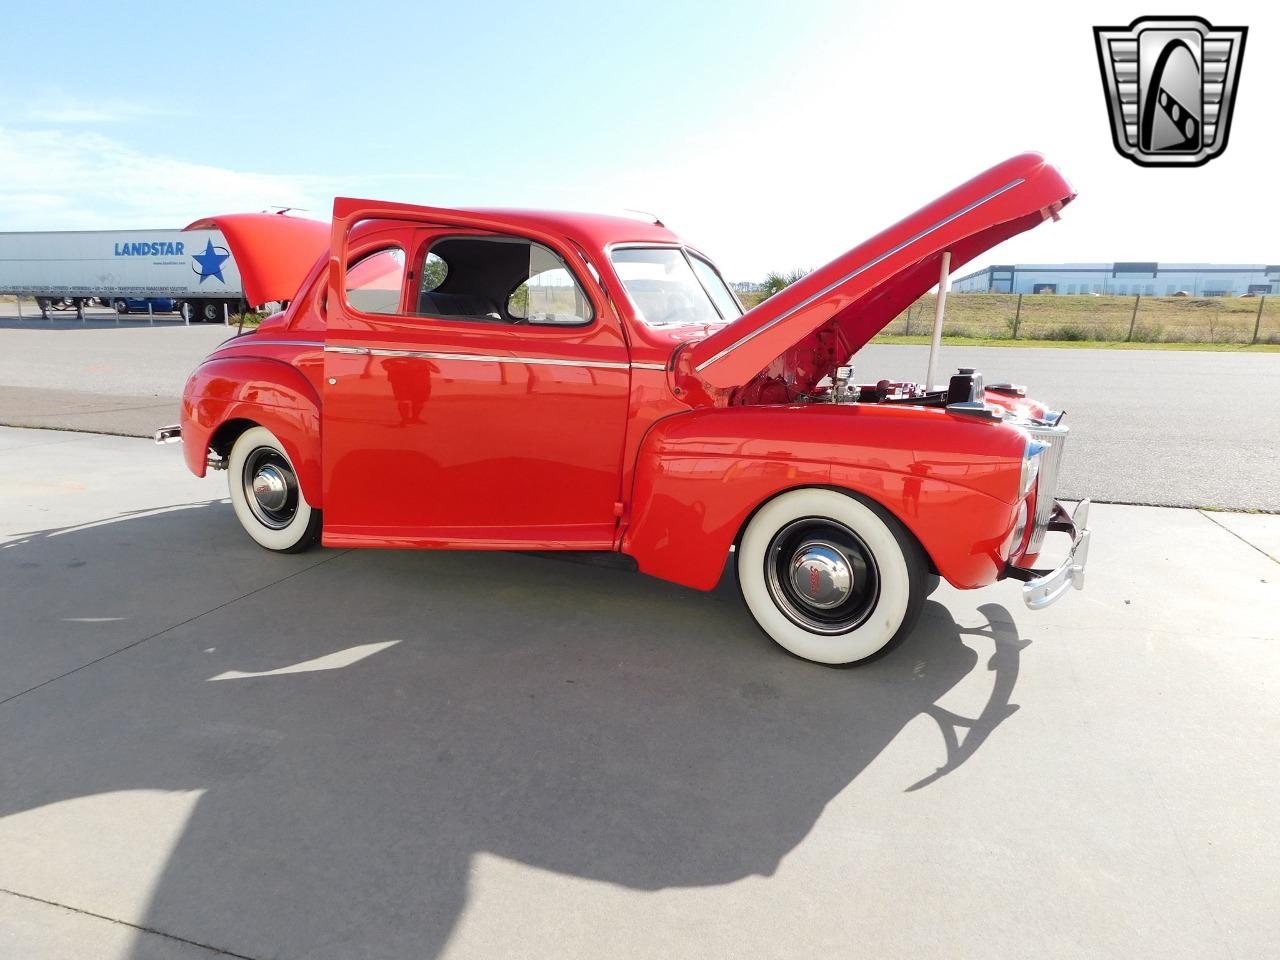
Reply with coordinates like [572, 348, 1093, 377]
[0, 228, 248, 321]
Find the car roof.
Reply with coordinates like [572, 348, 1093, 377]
[447, 208, 682, 250]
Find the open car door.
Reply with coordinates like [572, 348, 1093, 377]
[320, 199, 632, 550]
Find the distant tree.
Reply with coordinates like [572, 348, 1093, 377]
[761, 268, 810, 299]
[420, 253, 448, 293]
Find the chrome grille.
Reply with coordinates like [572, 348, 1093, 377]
[1026, 423, 1069, 553]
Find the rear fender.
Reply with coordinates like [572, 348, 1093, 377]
[622, 405, 1023, 591]
[181, 356, 322, 507]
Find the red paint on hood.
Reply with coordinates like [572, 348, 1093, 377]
[688, 153, 1076, 391]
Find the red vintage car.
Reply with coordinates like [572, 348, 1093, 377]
[158, 152, 1089, 665]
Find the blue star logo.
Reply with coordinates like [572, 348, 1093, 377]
[191, 239, 231, 285]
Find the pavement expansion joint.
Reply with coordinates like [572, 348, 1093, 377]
[1197, 509, 1280, 564]
[0, 887, 261, 960]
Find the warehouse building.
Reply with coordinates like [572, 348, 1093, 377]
[951, 263, 1279, 297]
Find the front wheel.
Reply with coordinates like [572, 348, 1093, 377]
[737, 488, 926, 665]
[227, 426, 321, 552]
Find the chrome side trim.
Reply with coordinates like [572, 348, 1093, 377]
[324, 345, 645, 371]
[214, 339, 325, 350]
[369, 348, 630, 370]
[630, 362, 668, 370]
[694, 177, 1026, 372]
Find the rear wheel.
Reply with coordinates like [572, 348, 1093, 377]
[737, 488, 926, 665]
[227, 426, 321, 552]
[113, 299, 129, 313]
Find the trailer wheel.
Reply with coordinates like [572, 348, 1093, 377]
[198, 301, 221, 322]
[113, 299, 129, 314]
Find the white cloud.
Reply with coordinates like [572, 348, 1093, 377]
[1, 91, 181, 126]
[0, 125, 454, 231]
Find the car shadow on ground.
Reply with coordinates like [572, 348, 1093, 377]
[0, 503, 1029, 959]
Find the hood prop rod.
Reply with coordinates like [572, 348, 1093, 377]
[925, 250, 951, 392]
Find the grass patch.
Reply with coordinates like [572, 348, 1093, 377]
[742, 290, 1279, 345]
[898, 293, 1279, 345]
[870, 334, 1280, 352]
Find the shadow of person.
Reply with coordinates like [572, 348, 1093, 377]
[384, 357, 431, 425]
[0, 505, 1027, 960]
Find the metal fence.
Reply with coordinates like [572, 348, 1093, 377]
[890, 292, 1280, 345]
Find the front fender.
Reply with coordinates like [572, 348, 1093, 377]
[622, 404, 1025, 591]
[180, 356, 322, 507]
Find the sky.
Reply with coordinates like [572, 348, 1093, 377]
[0, 0, 1275, 282]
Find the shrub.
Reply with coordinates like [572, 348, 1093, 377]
[1040, 323, 1090, 341]
[760, 269, 810, 299]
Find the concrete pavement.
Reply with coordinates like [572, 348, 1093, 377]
[0, 385, 181, 438]
[1, 426, 1277, 959]
[1, 322, 1278, 509]
[0, 322, 225, 436]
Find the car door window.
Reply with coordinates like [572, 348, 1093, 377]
[508, 264, 592, 325]
[410, 236, 593, 326]
[345, 246, 405, 315]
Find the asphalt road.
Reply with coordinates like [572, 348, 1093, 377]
[860, 343, 1280, 510]
[1, 426, 1277, 959]
[0, 317, 1277, 509]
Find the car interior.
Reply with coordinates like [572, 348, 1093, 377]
[413, 236, 591, 326]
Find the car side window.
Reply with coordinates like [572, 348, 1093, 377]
[508, 265, 592, 325]
[345, 247, 405, 315]
[420, 252, 447, 294]
[411, 236, 593, 326]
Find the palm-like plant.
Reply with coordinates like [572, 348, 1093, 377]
[761, 268, 810, 299]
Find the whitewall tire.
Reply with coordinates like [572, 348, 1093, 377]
[737, 488, 926, 665]
[227, 426, 321, 553]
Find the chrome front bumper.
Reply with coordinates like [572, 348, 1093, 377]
[154, 424, 181, 444]
[1011, 499, 1091, 610]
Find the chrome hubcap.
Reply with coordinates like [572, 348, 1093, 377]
[251, 465, 289, 512]
[765, 518, 881, 635]
[241, 447, 299, 530]
[787, 541, 854, 609]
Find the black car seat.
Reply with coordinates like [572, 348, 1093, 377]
[417, 291, 504, 321]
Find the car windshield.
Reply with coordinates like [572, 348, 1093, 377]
[609, 247, 742, 328]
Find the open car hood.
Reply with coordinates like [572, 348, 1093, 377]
[688, 153, 1075, 391]
[184, 213, 330, 307]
